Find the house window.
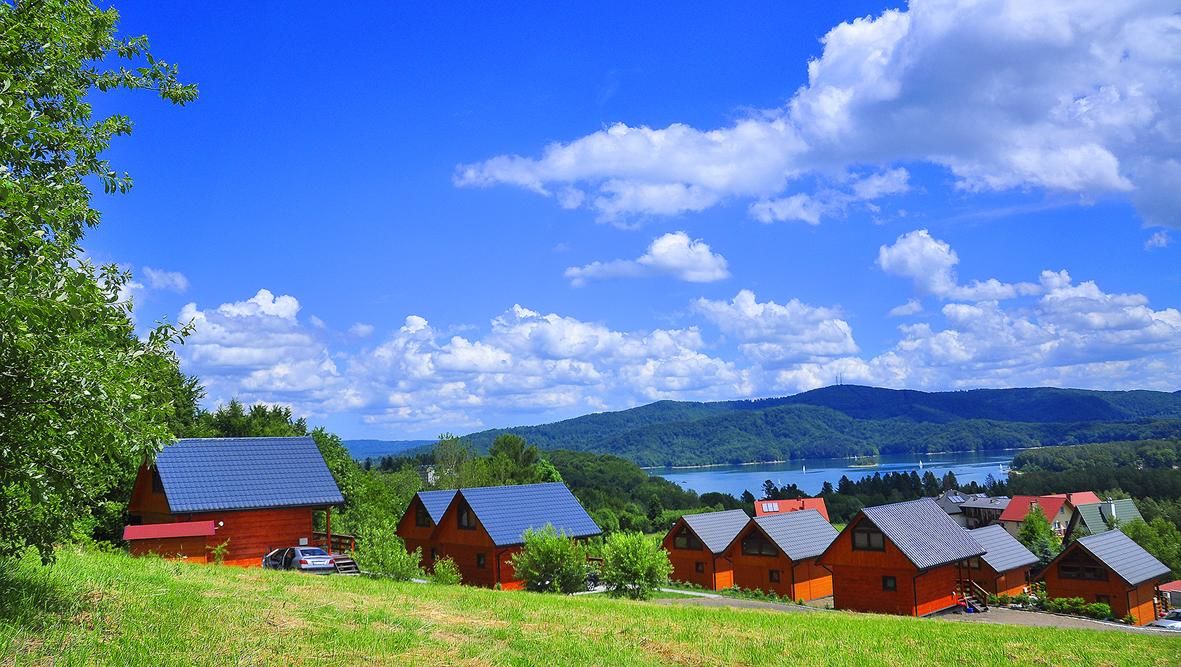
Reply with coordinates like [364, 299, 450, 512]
[1096, 595, 1112, 605]
[968, 557, 981, 570]
[476, 553, 487, 569]
[695, 561, 705, 573]
[1058, 551, 1108, 581]
[741, 532, 778, 557]
[882, 576, 897, 592]
[458, 504, 476, 530]
[673, 527, 703, 550]
[415, 504, 432, 527]
[151, 470, 164, 494]
[852, 524, 885, 551]
[769, 569, 781, 583]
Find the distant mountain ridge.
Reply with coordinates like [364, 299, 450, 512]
[458, 385, 1181, 467]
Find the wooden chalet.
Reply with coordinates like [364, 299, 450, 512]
[1042, 529, 1171, 625]
[396, 489, 457, 569]
[662, 510, 749, 590]
[722, 510, 836, 600]
[965, 525, 1037, 597]
[753, 498, 830, 521]
[396, 482, 600, 589]
[124, 436, 344, 567]
[818, 498, 985, 617]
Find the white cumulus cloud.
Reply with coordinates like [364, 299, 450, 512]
[565, 231, 730, 286]
[142, 267, 189, 293]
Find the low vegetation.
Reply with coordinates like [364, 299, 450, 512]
[3, 548, 1177, 666]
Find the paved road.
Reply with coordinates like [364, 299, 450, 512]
[942, 606, 1180, 635]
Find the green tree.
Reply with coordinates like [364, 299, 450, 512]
[1122, 518, 1181, 578]
[432, 433, 486, 489]
[487, 433, 541, 484]
[1017, 506, 1061, 566]
[352, 518, 423, 581]
[600, 531, 672, 600]
[509, 525, 588, 594]
[1, 0, 197, 562]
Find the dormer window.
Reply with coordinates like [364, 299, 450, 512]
[458, 503, 476, 530]
[741, 532, 778, 557]
[415, 503, 431, 527]
[673, 527, 703, 550]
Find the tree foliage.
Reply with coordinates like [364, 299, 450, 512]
[600, 531, 672, 600]
[352, 518, 422, 581]
[1017, 506, 1061, 566]
[1, 0, 196, 562]
[509, 525, 588, 594]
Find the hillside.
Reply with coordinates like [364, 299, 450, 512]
[460, 386, 1181, 466]
[3, 549, 1176, 666]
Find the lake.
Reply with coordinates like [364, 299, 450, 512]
[651, 450, 1014, 497]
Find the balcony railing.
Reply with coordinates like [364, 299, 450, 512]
[313, 531, 356, 555]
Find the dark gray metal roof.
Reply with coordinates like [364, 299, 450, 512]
[861, 498, 985, 570]
[1073, 529, 1171, 586]
[682, 509, 751, 554]
[934, 490, 966, 514]
[960, 496, 1010, 511]
[969, 525, 1038, 573]
[459, 483, 601, 547]
[753, 510, 838, 562]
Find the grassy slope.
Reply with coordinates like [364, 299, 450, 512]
[2, 549, 1177, 666]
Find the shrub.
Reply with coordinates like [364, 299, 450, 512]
[206, 539, 230, 565]
[353, 519, 423, 581]
[1083, 602, 1113, 620]
[600, 531, 673, 600]
[510, 525, 588, 594]
[997, 594, 1011, 605]
[430, 557, 462, 585]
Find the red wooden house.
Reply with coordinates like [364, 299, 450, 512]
[662, 509, 749, 590]
[396, 488, 456, 570]
[722, 510, 837, 600]
[818, 498, 985, 617]
[125, 436, 343, 566]
[1042, 529, 1170, 625]
[999, 492, 1100, 538]
[754, 498, 830, 522]
[965, 525, 1038, 597]
[397, 482, 600, 589]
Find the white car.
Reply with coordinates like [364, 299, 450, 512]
[1148, 609, 1181, 630]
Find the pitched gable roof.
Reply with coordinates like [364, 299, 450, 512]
[155, 437, 343, 513]
[1074, 499, 1143, 535]
[969, 525, 1038, 573]
[752, 510, 838, 562]
[1063, 530, 1171, 586]
[999, 495, 1068, 523]
[754, 498, 830, 521]
[455, 483, 600, 547]
[959, 496, 1010, 511]
[682, 509, 751, 554]
[416, 489, 457, 523]
[860, 498, 985, 570]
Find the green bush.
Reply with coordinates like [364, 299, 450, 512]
[600, 531, 672, 600]
[1084, 602, 1113, 620]
[353, 519, 423, 581]
[430, 556, 462, 585]
[510, 525, 588, 594]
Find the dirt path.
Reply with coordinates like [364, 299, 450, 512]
[942, 607, 1180, 635]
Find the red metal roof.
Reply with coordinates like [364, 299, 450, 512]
[123, 520, 217, 541]
[1158, 580, 1181, 593]
[999, 492, 1099, 523]
[754, 498, 830, 521]
[1067, 491, 1102, 506]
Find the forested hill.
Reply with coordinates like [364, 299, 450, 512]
[459, 385, 1181, 467]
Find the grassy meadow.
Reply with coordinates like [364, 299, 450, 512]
[1, 547, 1177, 666]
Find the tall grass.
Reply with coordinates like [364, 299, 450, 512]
[1, 547, 1176, 666]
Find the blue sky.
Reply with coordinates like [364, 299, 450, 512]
[88, 2, 1181, 439]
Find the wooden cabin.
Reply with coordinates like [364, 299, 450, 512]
[396, 489, 457, 569]
[662, 510, 749, 590]
[723, 510, 836, 600]
[397, 482, 600, 589]
[124, 436, 343, 566]
[966, 525, 1037, 597]
[753, 498, 830, 521]
[818, 498, 985, 617]
[1042, 529, 1170, 625]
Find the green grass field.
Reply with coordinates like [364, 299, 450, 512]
[1, 547, 1176, 666]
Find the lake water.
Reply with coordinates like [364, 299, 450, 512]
[651, 451, 1014, 498]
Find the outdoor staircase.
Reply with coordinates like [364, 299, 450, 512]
[333, 555, 360, 576]
[956, 581, 989, 612]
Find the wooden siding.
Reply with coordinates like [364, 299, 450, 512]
[428, 496, 522, 588]
[127, 465, 172, 523]
[662, 518, 732, 590]
[792, 560, 833, 601]
[186, 507, 314, 566]
[1042, 543, 1162, 625]
[969, 559, 1030, 597]
[820, 514, 961, 616]
[723, 523, 832, 601]
[129, 536, 208, 563]
[395, 496, 438, 569]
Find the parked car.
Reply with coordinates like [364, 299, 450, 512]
[262, 547, 336, 573]
[1148, 609, 1181, 630]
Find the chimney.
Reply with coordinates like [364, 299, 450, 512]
[1107, 497, 1116, 521]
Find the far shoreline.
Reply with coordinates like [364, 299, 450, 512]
[641, 446, 1035, 472]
